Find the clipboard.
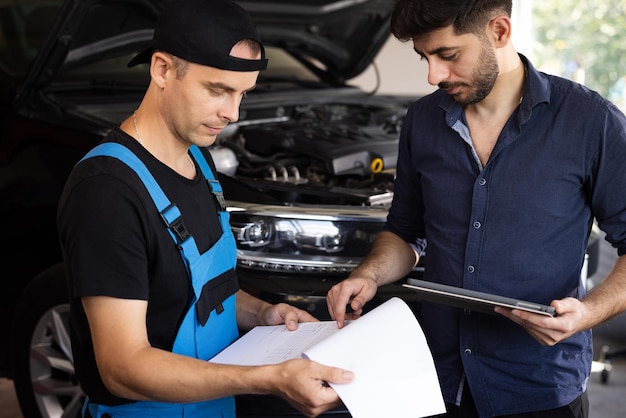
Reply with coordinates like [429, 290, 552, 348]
[402, 278, 556, 317]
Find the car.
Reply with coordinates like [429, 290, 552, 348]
[0, 1, 601, 417]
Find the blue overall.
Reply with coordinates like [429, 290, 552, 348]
[78, 143, 239, 417]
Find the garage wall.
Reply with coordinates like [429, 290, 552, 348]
[350, 36, 434, 96]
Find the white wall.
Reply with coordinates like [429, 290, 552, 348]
[350, 36, 435, 96]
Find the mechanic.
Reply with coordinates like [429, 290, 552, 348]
[57, 0, 353, 417]
[326, 1, 626, 417]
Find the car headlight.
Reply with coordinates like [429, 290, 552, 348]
[227, 202, 387, 274]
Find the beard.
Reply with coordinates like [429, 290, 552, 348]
[439, 42, 499, 106]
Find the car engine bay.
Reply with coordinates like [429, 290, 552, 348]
[211, 99, 407, 207]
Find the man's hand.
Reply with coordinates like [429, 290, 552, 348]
[270, 358, 354, 417]
[326, 277, 378, 329]
[236, 290, 318, 331]
[326, 231, 418, 329]
[495, 297, 588, 346]
[260, 302, 318, 330]
[497, 255, 626, 346]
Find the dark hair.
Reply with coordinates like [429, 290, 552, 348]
[390, 0, 512, 41]
[237, 38, 263, 58]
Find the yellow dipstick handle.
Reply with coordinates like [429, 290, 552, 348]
[370, 157, 384, 174]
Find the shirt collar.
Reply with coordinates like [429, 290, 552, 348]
[437, 54, 551, 124]
[518, 54, 550, 123]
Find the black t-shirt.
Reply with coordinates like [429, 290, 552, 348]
[57, 127, 222, 405]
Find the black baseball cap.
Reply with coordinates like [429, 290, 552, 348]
[127, 0, 267, 71]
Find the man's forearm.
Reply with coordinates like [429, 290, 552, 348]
[350, 230, 418, 286]
[583, 254, 626, 327]
[235, 290, 273, 331]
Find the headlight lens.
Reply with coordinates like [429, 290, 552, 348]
[228, 202, 387, 274]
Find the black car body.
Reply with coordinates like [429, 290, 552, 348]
[0, 0, 600, 417]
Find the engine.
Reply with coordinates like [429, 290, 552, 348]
[210, 101, 406, 207]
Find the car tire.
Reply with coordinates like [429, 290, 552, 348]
[12, 263, 84, 418]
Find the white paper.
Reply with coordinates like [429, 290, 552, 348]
[210, 320, 343, 366]
[210, 297, 445, 418]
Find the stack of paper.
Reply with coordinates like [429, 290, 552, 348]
[210, 297, 445, 418]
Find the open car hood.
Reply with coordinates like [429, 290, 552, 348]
[244, 0, 395, 83]
[18, 0, 395, 101]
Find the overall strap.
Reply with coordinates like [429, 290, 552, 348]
[189, 145, 227, 211]
[79, 142, 191, 246]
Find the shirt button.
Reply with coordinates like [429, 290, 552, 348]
[473, 221, 481, 229]
[464, 348, 472, 356]
[467, 265, 475, 273]
[479, 178, 487, 186]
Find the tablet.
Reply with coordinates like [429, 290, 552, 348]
[402, 278, 556, 317]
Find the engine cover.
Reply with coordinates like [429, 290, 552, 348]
[240, 121, 398, 177]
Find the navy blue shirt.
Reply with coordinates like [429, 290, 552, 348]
[386, 55, 626, 416]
